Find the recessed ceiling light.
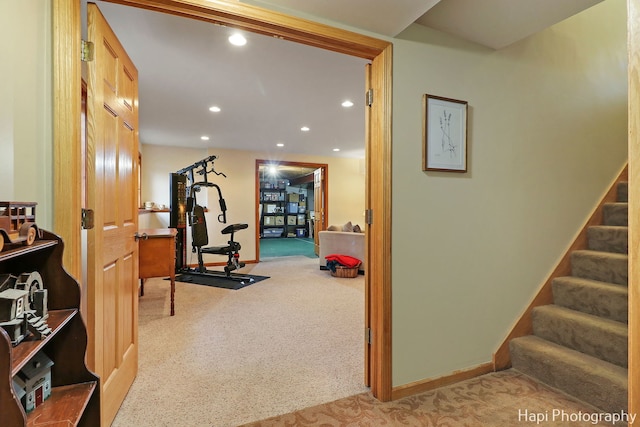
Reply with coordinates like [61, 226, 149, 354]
[201, 136, 210, 141]
[209, 106, 221, 112]
[333, 148, 340, 152]
[228, 33, 247, 46]
[276, 143, 284, 147]
[341, 100, 354, 108]
[301, 126, 310, 132]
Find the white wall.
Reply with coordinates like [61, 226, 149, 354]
[0, 0, 53, 228]
[391, 0, 627, 386]
[140, 144, 365, 262]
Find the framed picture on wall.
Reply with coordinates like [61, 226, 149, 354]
[423, 94, 468, 172]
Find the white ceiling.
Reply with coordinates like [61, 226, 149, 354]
[94, 0, 603, 159]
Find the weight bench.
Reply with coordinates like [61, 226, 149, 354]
[191, 204, 252, 283]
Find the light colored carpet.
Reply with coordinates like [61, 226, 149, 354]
[112, 256, 612, 427]
[112, 256, 368, 427]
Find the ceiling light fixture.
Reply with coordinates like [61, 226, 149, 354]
[341, 100, 354, 108]
[276, 143, 284, 147]
[301, 126, 310, 132]
[228, 33, 247, 46]
[333, 148, 340, 152]
[201, 136, 210, 141]
[209, 106, 221, 112]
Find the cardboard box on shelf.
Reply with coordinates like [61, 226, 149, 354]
[275, 215, 285, 225]
[264, 216, 275, 226]
[287, 215, 297, 225]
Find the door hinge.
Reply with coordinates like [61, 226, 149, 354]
[365, 209, 373, 225]
[81, 40, 94, 62]
[366, 88, 374, 107]
[81, 208, 95, 230]
[365, 327, 373, 345]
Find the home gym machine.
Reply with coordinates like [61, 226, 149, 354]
[169, 155, 253, 284]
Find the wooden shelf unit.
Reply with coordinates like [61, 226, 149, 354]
[0, 230, 99, 427]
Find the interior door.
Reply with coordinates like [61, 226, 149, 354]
[86, 3, 139, 425]
[313, 167, 326, 254]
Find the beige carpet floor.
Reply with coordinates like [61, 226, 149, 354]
[113, 256, 611, 427]
[112, 256, 368, 427]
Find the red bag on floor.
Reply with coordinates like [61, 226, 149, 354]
[325, 254, 361, 268]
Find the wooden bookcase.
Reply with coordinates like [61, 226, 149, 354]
[0, 230, 99, 426]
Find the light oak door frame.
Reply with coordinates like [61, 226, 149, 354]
[53, 0, 393, 401]
[628, 0, 640, 418]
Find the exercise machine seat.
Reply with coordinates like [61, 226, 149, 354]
[201, 224, 248, 255]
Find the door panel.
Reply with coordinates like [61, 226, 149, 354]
[313, 167, 325, 255]
[87, 3, 140, 425]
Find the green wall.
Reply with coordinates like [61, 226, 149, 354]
[0, 0, 53, 228]
[391, 0, 627, 385]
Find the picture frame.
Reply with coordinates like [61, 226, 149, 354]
[423, 94, 468, 172]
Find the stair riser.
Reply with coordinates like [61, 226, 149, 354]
[571, 252, 627, 286]
[532, 307, 628, 368]
[510, 337, 627, 413]
[617, 182, 628, 203]
[602, 203, 628, 226]
[587, 227, 627, 254]
[552, 278, 628, 323]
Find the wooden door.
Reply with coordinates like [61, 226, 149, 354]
[313, 167, 326, 254]
[86, 4, 139, 425]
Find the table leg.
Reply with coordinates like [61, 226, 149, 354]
[170, 275, 175, 316]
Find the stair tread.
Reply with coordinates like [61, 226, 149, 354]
[552, 276, 628, 323]
[534, 304, 627, 330]
[588, 225, 628, 230]
[572, 249, 628, 259]
[532, 305, 628, 367]
[571, 250, 628, 286]
[510, 335, 627, 412]
[553, 275, 627, 289]
[511, 335, 627, 376]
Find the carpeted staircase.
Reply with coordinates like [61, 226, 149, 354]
[510, 181, 628, 413]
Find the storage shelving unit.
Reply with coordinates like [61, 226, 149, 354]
[0, 230, 99, 426]
[260, 181, 287, 238]
[260, 181, 308, 239]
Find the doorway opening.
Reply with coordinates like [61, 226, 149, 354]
[256, 160, 328, 261]
[56, 0, 392, 406]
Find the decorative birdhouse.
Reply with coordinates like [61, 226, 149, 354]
[13, 351, 54, 413]
[0, 288, 29, 345]
[0, 288, 28, 322]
